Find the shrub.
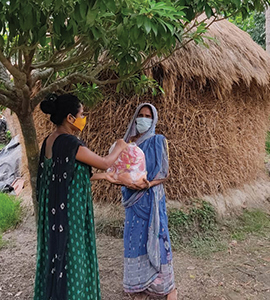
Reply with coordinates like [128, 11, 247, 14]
[266, 131, 270, 154]
[0, 193, 21, 232]
[167, 200, 226, 256]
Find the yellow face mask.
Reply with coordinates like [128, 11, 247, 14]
[71, 115, 87, 131]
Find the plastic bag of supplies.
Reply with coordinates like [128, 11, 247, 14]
[107, 142, 147, 186]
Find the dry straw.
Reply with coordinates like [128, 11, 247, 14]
[34, 18, 270, 204]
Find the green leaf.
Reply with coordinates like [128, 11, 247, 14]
[74, 3, 81, 21]
[116, 83, 121, 93]
[8, 20, 17, 39]
[53, 19, 61, 35]
[86, 9, 97, 26]
[205, 4, 213, 18]
[54, 0, 63, 11]
[121, 8, 132, 16]
[38, 25, 47, 40]
[156, 21, 167, 34]
[137, 15, 144, 28]
[130, 25, 140, 41]
[54, 37, 62, 50]
[144, 17, 152, 34]
[80, 1, 88, 18]
[105, 0, 116, 12]
[117, 23, 123, 36]
[137, 34, 146, 50]
[39, 34, 47, 47]
[44, 0, 52, 6]
[91, 26, 102, 40]
[151, 2, 168, 10]
[0, 35, 5, 49]
[231, 0, 241, 8]
[141, 74, 147, 80]
[159, 86, 165, 94]
[165, 22, 174, 35]
[151, 22, 158, 36]
[60, 26, 71, 45]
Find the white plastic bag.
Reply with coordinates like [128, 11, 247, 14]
[107, 142, 147, 186]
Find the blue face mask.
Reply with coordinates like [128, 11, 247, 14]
[136, 117, 153, 134]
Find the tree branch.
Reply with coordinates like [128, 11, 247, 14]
[30, 37, 86, 69]
[90, 59, 113, 78]
[23, 48, 36, 73]
[141, 51, 158, 69]
[30, 73, 90, 109]
[52, 48, 93, 70]
[0, 50, 25, 81]
[31, 78, 70, 109]
[0, 88, 14, 99]
[70, 72, 132, 86]
[0, 94, 15, 110]
[30, 70, 126, 110]
[0, 62, 14, 90]
[31, 68, 54, 84]
[183, 12, 206, 30]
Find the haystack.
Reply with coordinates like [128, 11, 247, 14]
[34, 18, 270, 205]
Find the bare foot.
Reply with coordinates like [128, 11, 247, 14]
[167, 288, 178, 300]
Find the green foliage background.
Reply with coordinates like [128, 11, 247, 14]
[230, 11, 265, 48]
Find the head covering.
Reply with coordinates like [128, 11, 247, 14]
[123, 103, 158, 145]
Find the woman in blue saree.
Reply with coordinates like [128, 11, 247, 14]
[121, 104, 177, 300]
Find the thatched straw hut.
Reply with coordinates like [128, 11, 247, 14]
[34, 18, 270, 209]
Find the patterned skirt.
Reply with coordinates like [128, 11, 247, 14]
[123, 192, 175, 296]
[34, 161, 101, 300]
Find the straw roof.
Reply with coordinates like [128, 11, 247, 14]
[150, 17, 270, 97]
[34, 18, 270, 204]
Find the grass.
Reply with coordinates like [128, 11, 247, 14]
[169, 205, 270, 257]
[0, 193, 22, 248]
[94, 200, 225, 257]
[94, 200, 270, 258]
[266, 131, 270, 155]
[0, 130, 12, 151]
[168, 200, 227, 257]
[224, 209, 270, 241]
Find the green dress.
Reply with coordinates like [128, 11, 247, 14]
[34, 158, 101, 300]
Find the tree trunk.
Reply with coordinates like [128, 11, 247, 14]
[266, 7, 270, 54]
[17, 112, 40, 220]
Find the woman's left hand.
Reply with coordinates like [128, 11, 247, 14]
[126, 178, 151, 190]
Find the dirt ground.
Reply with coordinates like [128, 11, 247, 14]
[1, 207, 270, 300]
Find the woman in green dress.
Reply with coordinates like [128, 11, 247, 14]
[34, 93, 126, 300]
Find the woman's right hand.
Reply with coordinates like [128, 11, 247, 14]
[76, 139, 127, 171]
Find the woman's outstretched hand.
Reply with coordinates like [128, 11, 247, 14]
[106, 173, 151, 190]
[106, 171, 122, 185]
[126, 178, 150, 190]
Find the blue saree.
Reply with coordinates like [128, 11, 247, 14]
[121, 103, 175, 296]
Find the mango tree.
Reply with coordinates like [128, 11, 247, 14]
[0, 0, 269, 216]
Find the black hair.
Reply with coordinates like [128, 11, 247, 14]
[40, 93, 81, 125]
[138, 104, 153, 118]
